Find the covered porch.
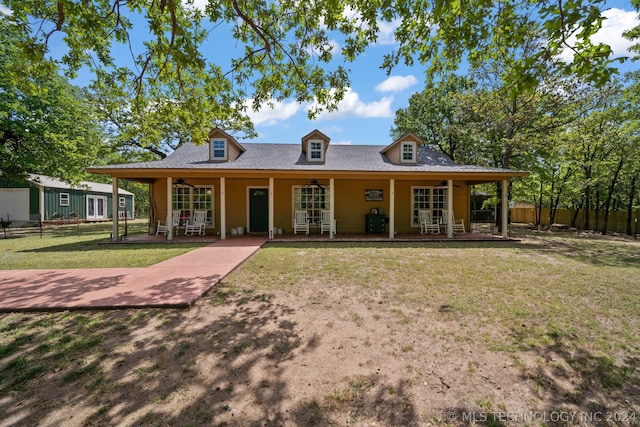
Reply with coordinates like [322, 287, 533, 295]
[104, 173, 514, 243]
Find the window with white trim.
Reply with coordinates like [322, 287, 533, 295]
[401, 142, 416, 163]
[210, 139, 227, 160]
[172, 186, 215, 226]
[307, 140, 324, 161]
[411, 187, 447, 226]
[59, 193, 69, 206]
[119, 196, 126, 208]
[293, 186, 329, 224]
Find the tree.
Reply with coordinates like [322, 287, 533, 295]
[87, 70, 256, 160]
[0, 19, 104, 182]
[391, 75, 476, 163]
[2, 0, 625, 146]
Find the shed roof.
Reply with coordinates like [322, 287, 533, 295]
[29, 175, 134, 195]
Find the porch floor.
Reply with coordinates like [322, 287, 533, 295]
[123, 224, 514, 243]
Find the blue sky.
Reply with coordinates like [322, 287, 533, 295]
[236, 1, 640, 147]
[2, 1, 639, 148]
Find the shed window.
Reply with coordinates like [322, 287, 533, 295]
[401, 142, 416, 163]
[119, 197, 126, 208]
[211, 140, 227, 160]
[307, 140, 324, 162]
[59, 193, 70, 206]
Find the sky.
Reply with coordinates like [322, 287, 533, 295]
[241, 1, 640, 147]
[2, 1, 639, 148]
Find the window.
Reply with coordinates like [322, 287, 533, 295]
[173, 186, 214, 226]
[211, 139, 227, 160]
[307, 140, 324, 162]
[59, 193, 69, 206]
[401, 142, 416, 163]
[411, 187, 447, 226]
[293, 186, 329, 224]
[119, 196, 126, 208]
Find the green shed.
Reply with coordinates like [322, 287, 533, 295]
[0, 175, 134, 223]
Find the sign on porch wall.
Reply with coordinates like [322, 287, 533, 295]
[365, 189, 383, 201]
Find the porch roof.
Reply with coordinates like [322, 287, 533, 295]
[89, 143, 527, 179]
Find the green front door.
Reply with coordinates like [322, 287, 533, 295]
[249, 188, 268, 232]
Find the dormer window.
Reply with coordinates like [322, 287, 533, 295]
[210, 139, 227, 161]
[401, 142, 416, 163]
[308, 140, 324, 162]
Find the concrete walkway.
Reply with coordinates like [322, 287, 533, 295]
[0, 237, 266, 312]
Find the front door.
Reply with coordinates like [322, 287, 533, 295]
[249, 188, 268, 232]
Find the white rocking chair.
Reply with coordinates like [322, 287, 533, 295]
[156, 210, 181, 235]
[441, 210, 466, 233]
[293, 210, 310, 235]
[320, 210, 336, 235]
[418, 210, 440, 234]
[184, 209, 207, 236]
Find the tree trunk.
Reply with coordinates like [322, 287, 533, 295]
[536, 180, 543, 226]
[594, 189, 601, 232]
[550, 167, 572, 226]
[571, 198, 584, 229]
[626, 175, 638, 236]
[584, 182, 591, 230]
[601, 157, 624, 235]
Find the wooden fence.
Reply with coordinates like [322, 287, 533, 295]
[510, 207, 640, 234]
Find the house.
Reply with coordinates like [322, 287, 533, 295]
[0, 174, 135, 224]
[87, 129, 527, 240]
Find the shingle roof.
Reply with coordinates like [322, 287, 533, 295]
[28, 174, 134, 195]
[93, 143, 520, 174]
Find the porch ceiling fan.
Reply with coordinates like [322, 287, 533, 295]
[304, 179, 325, 189]
[175, 178, 194, 187]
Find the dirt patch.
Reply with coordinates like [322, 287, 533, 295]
[1, 279, 636, 426]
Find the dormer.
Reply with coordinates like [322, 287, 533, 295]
[207, 128, 245, 162]
[380, 132, 423, 165]
[301, 129, 330, 163]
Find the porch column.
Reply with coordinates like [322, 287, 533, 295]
[166, 177, 173, 241]
[112, 177, 119, 242]
[447, 179, 454, 238]
[502, 179, 509, 238]
[388, 179, 395, 239]
[268, 178, 274, 240]
[39, 186, 45, 222]
[220, 177, 226, 240]
[330, 178, 335, 239]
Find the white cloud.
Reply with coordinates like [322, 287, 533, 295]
[376, 18, 401, 45]
[312, 88, 394, 120]
[0, 4, 12, 15]
[188, 0, 208, 11]
[245, 99, 302, 126]
[307, 39, 340, 57]
[559, 8, 639, 62]
[340, 6, 400, 46]
[375, 75, 418, 92]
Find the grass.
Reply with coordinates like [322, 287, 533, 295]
[0, 227, 638, 424]
[0, 220, 207, 269]
[225, 235, 640, 356]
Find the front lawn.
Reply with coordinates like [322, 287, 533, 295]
[0, 229, 638, 426]
[0, 220, 207, 269]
